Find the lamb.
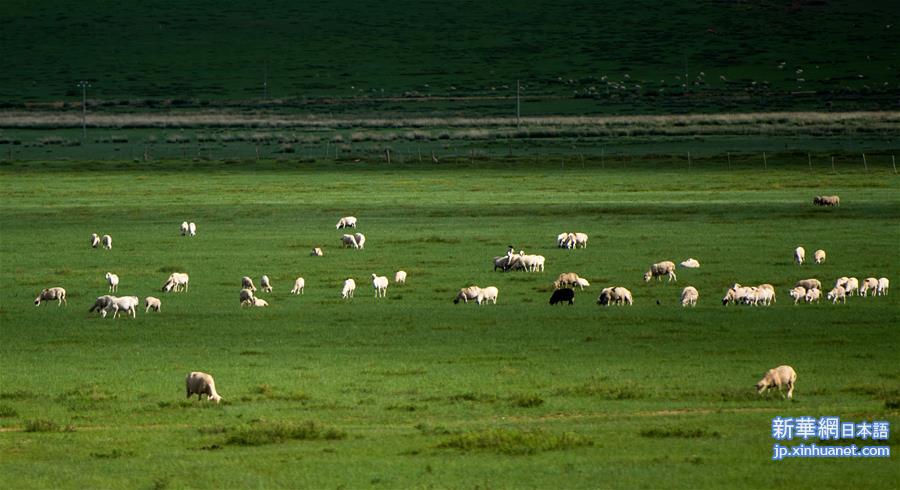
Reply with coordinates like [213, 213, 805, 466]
[252, 297, 269, 307]
[341, 278, 356, 299]
[162, 272, 189, 293]
[814, 249, 826, 264]
[859, 277, 879, 296]
[106, 272, 119, 293]
[794, 246, 805, 265]
[644, 261, 677, 282]
[291, 277, 305, 295]
[185, 371, 222, 404]
[241, 276, 257, 292]
[180, 221, 189, 235]
[813, 195, 840, 206]
[795, 278, 821, 291]
[805, 288, 821, 304]
[341, 234, 359, 249]
[679, 258, 700, 268]
[90, 233, 100, 248]
[453, 286, 482, 304]
[101, 234, 112, 250]
[188, 222, 197, 237]
[553, 272, 581, 290]
[755, 365, 797, 399]
[89, 295, 115, 317]
[877, 277, 890, 296]
[336, 216, 357, 229]
[145, 296, 161, 313]
[260, 275, 273, 293]
[789, 287, 807, 305]
[239, 288, 255, 307]
[372, 274, 389, 298]
[394, 271, 407, 284]
[480, 286, 499, 305]
[549, 288, 575, 305]
[311, 247, 324, 256]
[353, 233, 366, 249]
[574, 278, 590, 290]
[34, 287, 67, 306]
[827, 286, 847, 304]
[680, 286, 699, 307]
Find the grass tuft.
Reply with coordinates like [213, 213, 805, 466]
[224, 420, 346, 446]
[90, 449, 135, 459]
[437, 428, 592, 455]
[509, 393, 545, 408]
[640, 428, 721, 439]
[24, 418, 75, 433]
[0, 404, 19, 418]
[553, 381, 643, 400]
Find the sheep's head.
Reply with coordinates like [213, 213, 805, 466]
[209, 394, 222, 404]
[34, 297, 41, 306]
[755, 380, 768, 394]
[643, 271, 653, 282]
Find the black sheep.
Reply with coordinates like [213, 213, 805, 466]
[549, 288, 575, 305]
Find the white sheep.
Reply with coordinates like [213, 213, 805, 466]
[574, 278, 590, 290]
[252, 297, 269, 307]
[34, 287, 67, 306]
[110, 296, 139, 319]
[644, 261, 677, 282]
[341, 278, 356, 299]
[480, 286, 499, 305]
[353, 233, 366, 249]
[680, 286, 699, 307]
[336, 216, 357, 229]
[260, 275, 273, 293]
[101, 234, 112, 250]
[805, 288, 821, 304]
[597, 287, 633, 306]
[239, 288, 256, 307]
[145, 296, 161, 313]
[185, 371, 222, 403]
[877, 277, 890, 296]
[844, 277, 859, 296]
[291, 277, 305, 295]
[517, 252, 545, 272]
[311, 247, 324, 257]
[106, 272, 119, 293]
[394, 271, 407, 284]
[372, 274, 388, 298]
[827, 286, 847, 304]
[553, 272, 581, 289]
[789, 286, 806, 305]
[814, 249, 826, 264]
[795, 278, 822, 291]
[573, 232, 588, 248]
[90, 233, 100, 248]
[794, 246, 805, 265]
[188, 222, 197, 237]
[454, 286, 482, 304]
[755, 365, 796, 399]
[241, 276, 257, 292]
[752, 286, 775, 306]
[180, 221, 189, 236]
[859, 277, 879, 296]
[679, 258, 700, 268]
[341, 234, 359, 249]
[722, 285, 754, 305]
[162, 272, 189, 293]
[556, 233, 568, 248]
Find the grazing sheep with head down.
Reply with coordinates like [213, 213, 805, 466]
[804, 288, 821, 304]
[789, 286, 807, 305]
[101, 234, 112, 250]
[644, 261, 677, 282]
[680, 286, 699, 307]
[574, 278, 590, 290]
[109, 296, 140, 319]
[814, 249, 826, 264]
[453, 286, 482, 304]
[827, 286, 847, 304]
[34, 287, 67, 306]
[813, 195, 840, 206]
[756, 365, 796, 399]
[794, 246, 805, 265]
[553, 272, 581, 290]
[162, 272, 189, 293]
[341, 278, 356, 299]
[877, 277, 890, 296]
[291, 277, 305, 295]
[394, 271, 407, 284]
[106, 272, 119, 293]
[336, 216, 357, 229]
[241, 276, 257, 292]
[597, 287, 632, 306]
[549, 288, 575, 305]
[679, 258, 700, 268]
[90, 233, 100, 248]
[145, 296, 161, 313]
[859, 277, 879, 296]
[260, 275, 273, 293]
[353, 233, 366, 249]
[180, 221, 189, 236]
[239, 288, 256, 307]
[372, 274, 389, 298]
[89, 295, 115, 317]
[186, 372, 222, 403]
[341, 234, 359, 249]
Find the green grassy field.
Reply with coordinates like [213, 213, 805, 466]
[0, 158, 897, 488]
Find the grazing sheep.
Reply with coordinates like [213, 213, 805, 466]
[493, 255, 511, 272]
[101, 234, 112, 250]
[834, 276, 849, 290]
[480, 286, 499, 305]
[827, 286, 847, 304]
[185, 372, 222, 404]
[353, 233, 366, 249]
[106, 272, 119, 293]
[789, 287, 806, 305]
[110, 296, 140, 319]
[794, 246, 805, 265]
[562, 233, 577, 249]
[394, 271, 407, 284]
[877, 277, 890, 296]
[239, 288, 255, 307]
[751, 286, 775, 306]
[291, 277, 305, 295]
[722, 285, 754, 306]
[549, 288, 575, 305]
[188, 222, 197, 237]
[573, 232, 589, 248]
[341, 278, 356, 299]
[372, 274, 389, 298]
[574, 278, 590, 290]
[859, 277, 879, 296]
[311, 247, 324, 256]
[556, 233, 568, 248]
[145, 296, 161, 313]
[252, 297, 269, 307]
[597, 287, 633, 306]
[795, 278, 821, 291]
[89, 295, 116, 317]
[680, 286, 699, 307]
[814, 249, 826, 264]
[553, 272, 581, 290]
[679, 258, 700, 268]
[241, 276, 257, 292]
[90, 233, 100, 248]
[260, 275, 272, 293]
[180, 221, 189, 235]
[453, 286, 482, 304]
[844, 277, 859, 296]
[162, 272, 189, 293]
[341, 234, 359, 249]
[518, 252, 545, 272]
[755, 365, 797, 399]
[813, 195, 840, 206]
[336, 216, 357, 229]
[644, 261, 677, 282]
[34, 287, 67, 306]
[805, 288, 821, 304]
